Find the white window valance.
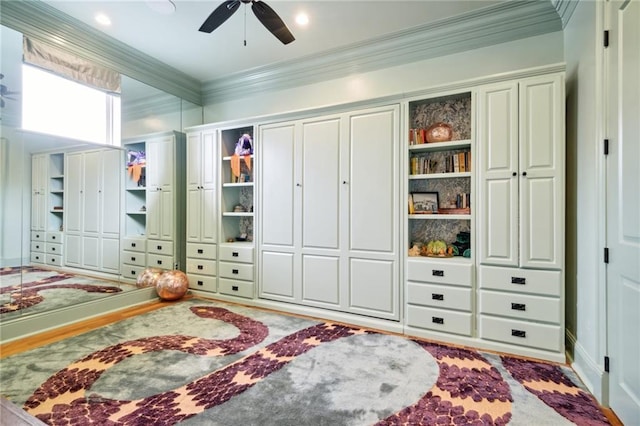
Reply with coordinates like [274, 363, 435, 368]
[23, 36, 121, 93]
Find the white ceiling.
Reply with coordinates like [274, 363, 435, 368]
[41, 0, 503, 84]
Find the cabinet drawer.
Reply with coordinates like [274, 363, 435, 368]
[187, 274, 217, 292]
[31, 241, 45, 253]
[122, 237, 146, 253]
[219, 244, 254, 263]
[31, 231, 45, 241]
[147, 253, 174, 270]
[147, 240, 174, 256]
[407, 283, 472, 311]
[219, 278, 254, 299]
[406, 305, 472, 336]
[186, 258, 217, 276]
[46, 254, 62, 266]
[219, 262, 254, 281]
[407, 260, 472, 287]
[479, 316, 562, 352]
[31, 252, 45, 264]
[187, 243, 217, 260]
[479, 290, 560, 324]
[46, 243, 63, 255]
[122, 251, 146, 267]
[46, 232, 63, 243]
[478, 266, 561, 296]
[121, 264, 145, 280]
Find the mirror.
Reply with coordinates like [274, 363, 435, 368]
[0, 24, 203, 340]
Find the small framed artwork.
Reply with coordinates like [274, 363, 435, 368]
[411, 192, 439, 214]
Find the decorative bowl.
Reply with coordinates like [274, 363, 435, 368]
[425, 122, 453, 143]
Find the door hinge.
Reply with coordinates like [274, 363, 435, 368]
[604, 356, 610, 373]
[604, 247, 610, 264]
[604, 30, 610, 48]
[604, 139, 609, 155]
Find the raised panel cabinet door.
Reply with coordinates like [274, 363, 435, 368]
[201, 131, 217, 190]
[100, 237, 120, 273]
[100, 149, 121, 238]
[64, 233, 82, 267]
[159, 189, 174, 241]
[348, 106, 399, 254]
[186, 187, 203, 243]
[81, 234, 100, 270]
[518, 74, 564, 269]
[477, 82, 519, 267]
[146, 189, 161, 240]
[64, 152, 84, 234]
[200, 186, 217, 243]
[186, 132, 203, 190]
[259, 123, 297, 247]
[82, 151, 101, 235]
[147, 136, 175, 191]
[301, 117, 341, 250]
[31, 155, 47, 230]
[260, 251, 295, 300]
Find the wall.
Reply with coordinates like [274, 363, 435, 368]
[563, 1, 607, 402]
[204, 31, 564, 122]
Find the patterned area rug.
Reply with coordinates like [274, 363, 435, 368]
[0, 299, 610, 425]
[0, 266, 135, 320]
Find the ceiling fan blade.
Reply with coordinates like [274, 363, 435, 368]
[199, 0, 241, 33]
[251, 1, 295, 45]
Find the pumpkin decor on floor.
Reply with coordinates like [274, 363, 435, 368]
[136, 267, 164, 288]
[155, 270, 189, 301]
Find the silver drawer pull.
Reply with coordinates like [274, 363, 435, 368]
[432, 270, 444, 277]
[511, 303, 526, 311]
[511, 329, 526, 338]
[232, 285, 239, 291]
[431, 293, 444, 301]
[432, 317, 444, 325]
[511, 277, 526, 285]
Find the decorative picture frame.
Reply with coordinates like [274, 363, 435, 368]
[411, 192, 439, 214]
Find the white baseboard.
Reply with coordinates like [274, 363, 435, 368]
[571, 335, 608, 405]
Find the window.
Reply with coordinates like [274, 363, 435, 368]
[21, 64, 121, 145]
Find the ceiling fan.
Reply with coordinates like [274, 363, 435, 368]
[199, 0, 295, 45]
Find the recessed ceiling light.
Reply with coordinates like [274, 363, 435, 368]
[95, 13, 111, 26]
[295, 12, 309, 27]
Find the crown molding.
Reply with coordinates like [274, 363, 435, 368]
[553, 0, 580, 28]
[0, 0, 202, 106]
[202, 1, 562, 103]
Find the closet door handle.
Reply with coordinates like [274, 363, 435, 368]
[296, 183, 302, 187]
[522, 172, 527, 176]
[512, 172, 517, 177]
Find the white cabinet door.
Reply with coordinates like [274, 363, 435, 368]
[519, 74, 564, 269]
[31, 154, 47, 231]
[477, 82, 519, 267]
[478, 75, 563, 270]
[186, 131, 217, 244]
[100, 149, 121, 239]
[259, 122, 297, 300]
[346, 106, 400, 320]
[300, 117, 342, 306]
[147, 136, 174, 191]
[65, 152, 83, 234]
[82, 151, 101, 235]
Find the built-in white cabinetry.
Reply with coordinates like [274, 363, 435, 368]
[476, 73, 565, 357]
[121, 131, 186, 281]
[30, 153, 66, 266]
[185, 129, 218, 292]
[64, 149, 121, 273]
[259, 105, 400, 320]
